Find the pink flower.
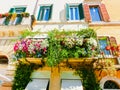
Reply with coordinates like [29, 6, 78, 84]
[14, 45, 19, 51]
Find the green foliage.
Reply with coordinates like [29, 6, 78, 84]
[75, 64, 102, 90]
[46, 30, 64, 67]
[46, 28, 99, 66]
[19, 30, 40, 39]
[12, 61, 39, 90]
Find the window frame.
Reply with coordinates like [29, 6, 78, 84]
[98, 36, 118, 57]
[66, 3, 84, 21]
[37, 5, 53, 21]
[89, 5, 103, 22]
[98, 36, 112, 56]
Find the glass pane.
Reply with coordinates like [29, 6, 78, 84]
[69, 7, 74, 20]
[43, 8, 50, 21]
[75, 7, 79, 20]
[90, 7, 101, 21]
[69, 6, 79, 20]
[25, 79, 49, 90]
[61, 79, 83, 90]
[99, 39, 111, 55]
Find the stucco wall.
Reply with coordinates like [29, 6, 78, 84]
[102, 0, 120, 21]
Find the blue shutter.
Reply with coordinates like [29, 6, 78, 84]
[66, 4, 69, 20]
[78, 3, 84, 20]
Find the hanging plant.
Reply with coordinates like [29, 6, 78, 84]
[12, 60, 40, 90]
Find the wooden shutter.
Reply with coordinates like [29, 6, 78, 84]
[9, 8, 14, 13]
[109, 37, 117, 56]
[99, 4, 110, 22]
[83, 4, 91, 22]
[37, 6, 43, 20]
[66, 4, 69, 20]
[22, 7, 26, 12]
[49, 5, 53, 20]
[78, 3, 84, 20]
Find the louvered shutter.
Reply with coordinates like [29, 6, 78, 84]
[37, 6, 43, 20]
[66, 4, 69, 20]
[99, 4, 110, 22]
[78, 3, 84, 20]
[109, 37, 117, 56]
[83, 4, 91, 22]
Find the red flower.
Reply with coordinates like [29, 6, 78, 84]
[111, 46, 115, 51]
[0, 14, 2, 18]
[117, 45, 120, 51]
[5, 13, 9, 17]
[105, 45, 111, 50]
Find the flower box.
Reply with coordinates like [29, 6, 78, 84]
[19, 58, 42, 65]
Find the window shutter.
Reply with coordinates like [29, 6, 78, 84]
[99, 4, 110, 22]
[109, 37, 117, 56]
[49, 5, 53, 20]
[37, 6, 43, 20]
[66, 4, 69, 20]
[78, 3, 84, 20]
[9, 8, 14, 13]
[22, 7, 26, 12]
[83, 4, 91, 22]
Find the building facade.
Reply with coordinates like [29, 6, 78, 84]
[0, 0, 120, 90]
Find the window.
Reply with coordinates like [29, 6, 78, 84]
[99, 37, 111, 55]
[25, 79, 49, 90]
[61, 79, 83, 90]
[104, 80, 120, 89]
[9, 7, 26, 13]
[37, 5, 52, 21]
[98, 36, 117, 57]
[66, 3, 84, 21]
[83, 4, 110, 22]
[89, 6, 101, 21]
[4, 7, 26, 25]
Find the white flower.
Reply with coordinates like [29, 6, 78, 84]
[87, 38, 97, 47]
[40, 39, 49, 49]
[76, 37, 83, 46]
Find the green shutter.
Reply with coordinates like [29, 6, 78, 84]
[66, 4, 69, 20]
[78, 3, 84, 20]
[9, 8, 14, 13]
[22, 7, 26, 12]
[49, 5, 53, 20]
[37, 6, 43, 20]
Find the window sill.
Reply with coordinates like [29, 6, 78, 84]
[36, 21, 87, 25]
[89, 21, 120, 26]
